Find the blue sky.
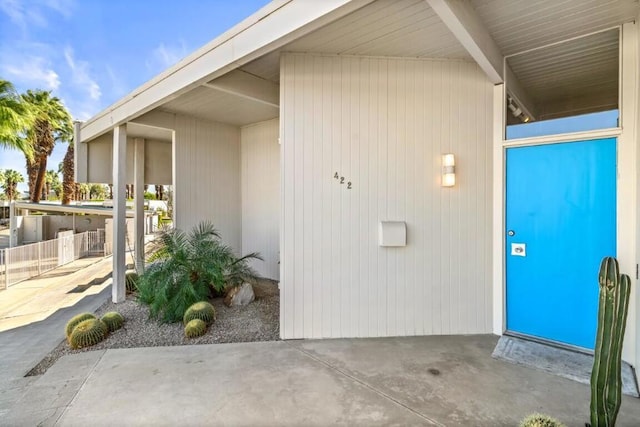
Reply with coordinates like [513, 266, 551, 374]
[0, 0, 271, 191]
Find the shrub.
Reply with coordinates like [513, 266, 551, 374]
[183, 301, 216, 325]
[520, 413, 566, 427]
[137, 221, 261, 323]
[65, 312, 97, 340]
[69, 319, 108, 349]
[184, 319, 207, 338]
[101, 311, 125, 332]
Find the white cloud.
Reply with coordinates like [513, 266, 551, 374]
[3, 55, 60, 90]
[40, 0, 74, 17]
[105, 65, 127, 98]
[0, 0, 73, 32]
[63, 47, 101, 101]
[148, 41, 188, 71]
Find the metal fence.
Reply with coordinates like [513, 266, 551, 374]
[0, 230, 108, 289]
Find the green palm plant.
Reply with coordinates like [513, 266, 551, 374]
[21, 90, 72, 203]
[0, 79, 33, 159]
[137, 221, 261, 323]
[1, 169, 24, 201]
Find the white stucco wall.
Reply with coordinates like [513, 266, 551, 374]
[130, 111, 242, 253]
[280, 53, 494, 339]
[241, 119, 280, 281]
[174, 115, 242, 252]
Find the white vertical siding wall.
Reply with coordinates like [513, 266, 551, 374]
[174, 115, 241, 252]
[241, 119, 280, 280]
[280, 53, 494, 339]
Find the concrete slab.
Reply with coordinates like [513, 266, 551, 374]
[43, 336, 640, 426]
[0, 406, 66, 427]
[57, 342, 434, 427]
[290, 335, 640, 426]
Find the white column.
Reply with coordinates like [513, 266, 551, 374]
[112, 125, 127, 303]
[8, 201, 16, 248]
[134, 138, 145, 273]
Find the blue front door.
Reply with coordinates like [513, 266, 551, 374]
[505, 138, 617, 349]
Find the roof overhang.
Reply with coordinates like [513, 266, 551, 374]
[80, 0, 376, 143]
[14, 202, 135, 217]
[79, 0, 638, 141]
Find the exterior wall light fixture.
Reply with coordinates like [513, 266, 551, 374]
[442, 153, 455, 187]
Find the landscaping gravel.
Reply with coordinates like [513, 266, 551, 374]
[27, 279, 279, 376]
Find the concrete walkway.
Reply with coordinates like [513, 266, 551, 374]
[0, 256, 113, 424]
[0, 256, 112, 332]
[4, 335, 640, 426]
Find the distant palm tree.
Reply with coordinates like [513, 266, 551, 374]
[1, 169, 24, 201]
[44, 169, 60, 200]
[61, 143, 75, 205]
[0, 79, 33, 158]
[21, 90, 72, 203]
[78, 183, 90, 200]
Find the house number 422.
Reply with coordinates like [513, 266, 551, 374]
[334, 172, 352, 189]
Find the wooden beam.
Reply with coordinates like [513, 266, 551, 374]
[426, 0, 537, 120]
[202, 70, 279, 108]
[506, 65, 538, 121]
[426, 0, 503, 83]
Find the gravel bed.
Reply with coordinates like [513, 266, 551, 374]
[27, 279, 279, 376]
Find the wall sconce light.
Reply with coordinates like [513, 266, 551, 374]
[442, 154, 455, 187]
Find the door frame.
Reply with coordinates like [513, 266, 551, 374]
[492, 21, 638, 367]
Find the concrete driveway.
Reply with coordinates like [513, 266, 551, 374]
[6, 335, 640, 426]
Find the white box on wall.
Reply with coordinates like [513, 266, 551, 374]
[379, 221, 406, 247]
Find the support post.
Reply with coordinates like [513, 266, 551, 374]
[134, 138, 145, 273]
[112, 125, 127, 303]
[8, 201, 16, 248]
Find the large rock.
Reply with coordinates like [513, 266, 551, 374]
[224, 282, 255, 307]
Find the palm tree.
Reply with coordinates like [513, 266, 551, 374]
[1, 169, 24, 201]
[61, 143, 74, 204]
[21, 90, 72, 203]
[44, 170, 60, 200]
[0, 79, 33, 158]
[89, 183, 107, 200]
[78, 183, 90, 200]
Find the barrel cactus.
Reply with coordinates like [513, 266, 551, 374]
[101, 311, 125, 332]
[65, 312, 97, 341]
[590, 256, 631, 427]
[125, 271, 139, 293]
[183, 301, 216, 325]
[69, 319, 108, 349]
[184, 319, 207, 338]
[520, 413, 565, 427]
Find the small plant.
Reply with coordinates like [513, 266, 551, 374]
[184, 319, 207, 338]
[183, 301, 216, 325]
[69, 319, 108, 349]
[137, 221, 260, 323]
[65, 312, 97, 340]
[125, 271, 139, 293]
[590, 257, 631, 427]
[520, 413, 565, 427]
[101, 311, 125, 332]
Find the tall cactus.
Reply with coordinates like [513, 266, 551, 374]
[590, 257, 631, 427]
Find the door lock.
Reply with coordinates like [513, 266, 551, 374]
[507, 230, 515, 237]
